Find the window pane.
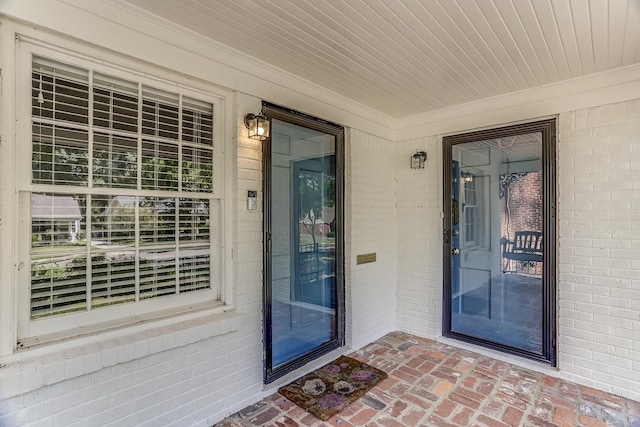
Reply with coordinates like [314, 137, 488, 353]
[139, 197, 176, 245]
[142, 88, 179, 140]
[32, 58, 89, 125]
[28, 58, 219, 322]
[93, 133, 138, 188]
[140, 249, 177, 299]
[179, 248, 210, 293]
[93, 73, 139, 134]
[182, 146, 213, 191]
[31, 193, 86, 249]
[32, 123, 89, 186]
[141, 140, 179, 191]
[92, 195, 136, 246]
[182, 97, 213, 146]
[179, 198, 209, 242]
[91, 252, 136, 309]
[31, 253, 88, 319]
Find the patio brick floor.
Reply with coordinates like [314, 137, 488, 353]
[215, 331, 640, 427]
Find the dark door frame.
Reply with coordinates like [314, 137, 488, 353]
[442, 119, 557, 366]
[262, 102, 345, 383]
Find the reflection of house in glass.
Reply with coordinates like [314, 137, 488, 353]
[31, 193, 82, 242]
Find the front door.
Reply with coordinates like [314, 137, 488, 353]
[443, 119, 556, 365]
[263, 104, 344, 383]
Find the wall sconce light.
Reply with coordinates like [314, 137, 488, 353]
[461, 171, 474, 183]
[244, 110, 270, 141]
[411, 150, 427, 169]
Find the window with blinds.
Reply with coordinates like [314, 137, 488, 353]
[29, 56, 217, 320]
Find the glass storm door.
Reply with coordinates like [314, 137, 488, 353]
[443, 120, 556, 365]
[263, 104, 344, 383]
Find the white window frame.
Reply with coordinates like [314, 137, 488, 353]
[14, 39, 232, 343]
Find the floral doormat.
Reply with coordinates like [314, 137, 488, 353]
[278, 355, 388, 421]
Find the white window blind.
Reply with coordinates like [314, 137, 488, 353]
[29, 56, 217, 320]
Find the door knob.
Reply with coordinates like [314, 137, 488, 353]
[452, 248, 460, 255]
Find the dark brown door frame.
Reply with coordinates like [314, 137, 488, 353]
[262, 102, 345, 383]
[442, 119, 557, 366]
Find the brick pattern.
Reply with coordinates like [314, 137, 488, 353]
[216, 331, 640, 427]
[395, 137, 441, 339]
[558, 99, 640, 402]
[346, 130, 397, 349]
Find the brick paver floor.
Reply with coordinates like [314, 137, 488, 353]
[215, 331, 640, 427]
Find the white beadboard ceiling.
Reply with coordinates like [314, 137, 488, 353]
[121, 0, 640, 119]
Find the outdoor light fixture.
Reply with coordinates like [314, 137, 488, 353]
[411, 150, 427, 169]
[461, 171, 474, 183]
[244, 110, 270, 141]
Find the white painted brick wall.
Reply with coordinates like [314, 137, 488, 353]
[346, 130, 397, 349]
[395, 137, 442, 338]
[558, 99, 640, 402]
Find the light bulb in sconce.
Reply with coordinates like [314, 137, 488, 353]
[244, 110, 270, 141]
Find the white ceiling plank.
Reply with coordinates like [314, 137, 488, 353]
[491, 0, 549, 84]
[276, 1, 444, 114]
[569, 0, 596, 74]
[434, 0, 520, 92]
[510, 0, 561, 82]
[308, 1, 472, 107]
[621, 0, 640, 65]
[449, 1, 529, 90]
[473, 0, 540, 87]
[589, 0, 610, 72]
[358, 0, 491, 103]
[112, 0, 640, 118]
[529, 0, 572, 81]
[405, 0, 506, 98]
[193, 0, 424, 115]
[549, 0, 585, 77]
[607, 0, 628, 69]
[271, 0, 444, 112]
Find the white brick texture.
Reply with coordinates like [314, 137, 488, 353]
[558, 99, 640, 401]
[346, 130, 397, 349]
[395, 137, 442, 338]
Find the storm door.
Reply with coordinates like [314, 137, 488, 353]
[443, 119, 556, 365]
[263, 104, 344, 383]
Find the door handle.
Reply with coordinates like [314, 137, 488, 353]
[452, 248, 460, 255]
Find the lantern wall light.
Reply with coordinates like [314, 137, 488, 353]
[244, 109, 270, 141]
[411, 150, 427, 169]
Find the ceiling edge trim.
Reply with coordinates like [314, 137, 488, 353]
[395, 63, 640, 140]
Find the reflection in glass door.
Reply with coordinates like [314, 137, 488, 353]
[443, 120, 556, 365]
[263, 105, 344, 382]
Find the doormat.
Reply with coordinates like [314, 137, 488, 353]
[278, 355, 388, 421]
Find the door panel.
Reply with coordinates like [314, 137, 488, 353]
[443, 120, 556, 365]
[263, 105, 344, 383]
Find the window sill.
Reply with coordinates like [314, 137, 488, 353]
[0, 306, 238, 399]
